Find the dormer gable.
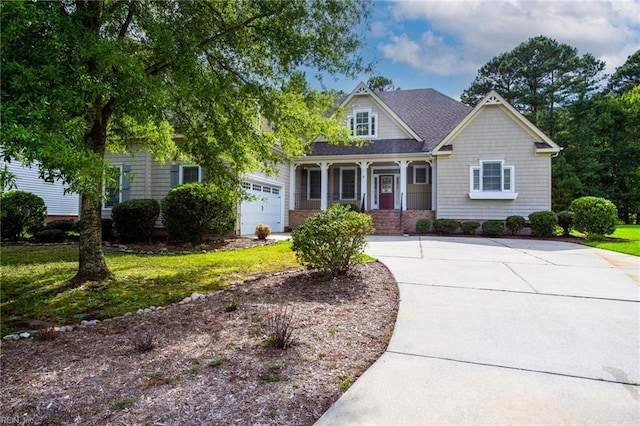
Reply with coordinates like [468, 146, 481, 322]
[337, 82, 422, 141]
[432, 90, 561, 156]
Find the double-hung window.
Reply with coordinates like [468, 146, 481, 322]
[413, 166, 430, 185]
[307, 169, 321, 200]
[340, 168, 357, 200]
[180, 165, 202, 184]
[348, 109, 377, 137]
[469, 160, 517, 199]
[103, 165, 123, 208]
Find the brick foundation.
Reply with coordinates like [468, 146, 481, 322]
[288, 209, 435, 235]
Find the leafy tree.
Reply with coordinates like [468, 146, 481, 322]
[367, 76, 399, 92]
[1, 0, 370, 282]
[608, 50, 640, 95]
[461, 35, 605, 138]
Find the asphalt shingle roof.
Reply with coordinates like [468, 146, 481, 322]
[309, 88, 472, 157]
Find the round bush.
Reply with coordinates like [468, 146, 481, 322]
[255, 223, 271, 240]
[162, 183, 236, 243]
[528, 211, 558, 238]
[505, 216, 525, 235]
[482, 220, 505, 236]
[433, 219, 458, 234]
[460, 221, 480, 235]
[415, 219, 431, 234]
[557, 211, 574, 236]
[291, 204, 375, 277]
[0, 191, 47, 240]
[111, 199, 160, 242]
[569, 196, 617, 237]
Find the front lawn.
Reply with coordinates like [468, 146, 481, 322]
[0, 241, 300, 336]
[582, 225, 640, 256]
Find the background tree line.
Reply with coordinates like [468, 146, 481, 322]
[461, 36, 639, 223]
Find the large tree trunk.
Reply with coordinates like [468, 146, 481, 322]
[73, 193, 113, 283]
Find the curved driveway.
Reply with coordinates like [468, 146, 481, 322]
[317, 236, 640, 425]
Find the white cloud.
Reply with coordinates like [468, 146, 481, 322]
[378, 0, 640, 75]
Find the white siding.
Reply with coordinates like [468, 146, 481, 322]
[4, 160, 79, 217]
[436, 106, 553, 220]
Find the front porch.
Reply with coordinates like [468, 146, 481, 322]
[288, 160, 436, 234]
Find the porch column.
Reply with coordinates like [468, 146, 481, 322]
[430, 160, 436, 211]
[395, 160, 412, 210]
[356, 161, 371, 211]
[289, 163, 298, 210]
[317, 162, 332, 210]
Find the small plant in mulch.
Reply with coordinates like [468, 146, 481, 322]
[37, 327, 58, 341]
[130, 331, 155, 353]
[224, 295, 239, 312]
[261, 361, 287, 383]
[109, 397, 135, 411]
[261, 306, 295, 349]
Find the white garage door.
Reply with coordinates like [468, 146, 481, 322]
[240, 181, 283, 235]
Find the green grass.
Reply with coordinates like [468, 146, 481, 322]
[0, 241, 299, 336]
[582, 225, 640, 256]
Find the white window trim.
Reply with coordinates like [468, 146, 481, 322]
[307, 168, 321, 200]
[103, 164, 123, 209]
[180, 165, 202, 184]
[468, 160, 518, 200]
[340, 167, 357, 200]
[347, 108, 378, 138]
[413, 165, 429, 185]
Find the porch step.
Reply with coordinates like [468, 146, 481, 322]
[368, 210, 402, 235]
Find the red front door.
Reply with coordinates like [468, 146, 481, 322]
[379, 175, 394, 210]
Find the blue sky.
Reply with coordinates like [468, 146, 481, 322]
[315, 0, 640, 100]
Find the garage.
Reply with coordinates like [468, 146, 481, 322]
[240, 180, 284, 235]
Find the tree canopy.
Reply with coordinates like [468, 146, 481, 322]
[1, 0, 372, 281]
[461, 35, 605, 137]
[367, 75, 399, 92]
[461, 37, 639, 222]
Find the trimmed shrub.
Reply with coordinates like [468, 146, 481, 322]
[291, 204, 374, 277]
[569, 196, 617, 237]
[482, 220, 505, 236]
[415, 219, 431, 234]
[432, 219, 458, 234]
[460, 221, 480, 235]
[162, 183, 236, 243]
[0, 191, 47, 240]
[46, 219, 75, 234]
[528, 211, 558, 238]
[255, 223, 271, 240]
[557, 211, 574, 236]
[102, 219, 114, 241]
[505, 215, 525, 235]
[111, 199, 160, 242]
[33, 229, 66, 243]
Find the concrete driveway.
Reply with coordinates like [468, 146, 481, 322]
[316, 236, 640, 425]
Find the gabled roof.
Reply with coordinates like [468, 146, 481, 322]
[308, 84, 472, 157]
[432, 90, 561, 156]
[376, 88, 472, 151]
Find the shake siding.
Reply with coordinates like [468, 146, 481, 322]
[436, 106, 552, 220]
[317, 96, 410, 141]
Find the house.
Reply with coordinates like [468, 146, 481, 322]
[105, 83, 560, 235]
[2, 158, 79, 221]
[288, 83, 561, 234]
[103, 149, 289, 235]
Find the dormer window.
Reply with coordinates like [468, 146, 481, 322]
[348, 109, 377, 137]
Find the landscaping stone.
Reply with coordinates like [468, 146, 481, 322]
[3, 335, 19, 341]
[19, 332, 31, 339]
